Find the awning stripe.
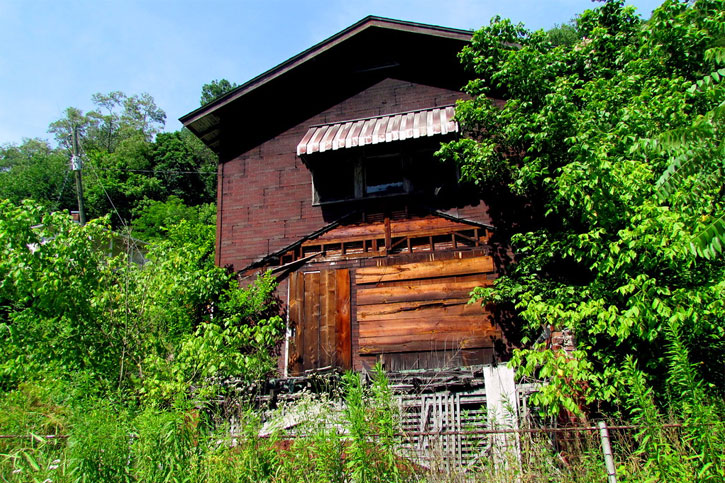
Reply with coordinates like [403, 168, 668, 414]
[297, 105, 458, 156]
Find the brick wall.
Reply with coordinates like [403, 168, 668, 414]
[217, 77, 490, 271]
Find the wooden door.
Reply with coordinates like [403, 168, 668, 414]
[288, 268, 351, 375]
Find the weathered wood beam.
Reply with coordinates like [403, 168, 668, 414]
[359, 334, 497, 354]
[355, 257, 495, 284]
[384, 216, 392, 251]
[357, 278, 489, 305]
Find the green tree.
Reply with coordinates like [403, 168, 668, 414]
[49, 91, 166, 154]
[545, 21, 580, 47]
[0, 200, 122, 390]
[441, 0, 725, 416]
[200, 79, 238, 106]
[646, 43, 725, 259]
[0, 200, 281, 401]
[0, 139, 75, 210]
[44, 92, 219, 231]
[87, 90, 126, 152]
[81, 133, 162, 225]
[131, 196, 215, 242]
[47, 106, 92, 152]
[81, 128, 217, 230]
[149, 129, 217, 207]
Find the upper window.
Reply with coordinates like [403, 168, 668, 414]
[298, 105, 460, 205]
[310, 144, 457, 205]
[364, 154, 405, 196]
[312, 160, 356, 203]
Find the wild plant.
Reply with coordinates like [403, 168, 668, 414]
[67, 403, 132, 482]
[663, 318, 725, 481]
[341, 364, 410, 483]
[132, 407, 203, 482]
[0, 435, 68, 482]
[198, 413, 281, 483]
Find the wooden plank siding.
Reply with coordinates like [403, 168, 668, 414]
[287, 233, 500, 372]
[303, 271, 320, 369]
[355, 256, 494, 284]
[355, 256, 499, 359]
[335, 269, 352, 369]
[356, 277, 486, 305]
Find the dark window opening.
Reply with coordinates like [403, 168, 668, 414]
[313, 161, 356, 204]
[308, 142, 460, 205]
[364, 155, 405, 196]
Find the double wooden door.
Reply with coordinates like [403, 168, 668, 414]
[287, 268, 351, 375]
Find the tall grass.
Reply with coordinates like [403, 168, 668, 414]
[1, 367, 723, 482]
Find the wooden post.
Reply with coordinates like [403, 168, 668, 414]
[456, 392, 462, 466]
[71, 125, 86, 225]
[484, 365, 521, 474]
[384, 215, 392, 252]
[598, 421, 617, 483]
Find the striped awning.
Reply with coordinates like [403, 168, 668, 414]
[297, 105, 457, 156]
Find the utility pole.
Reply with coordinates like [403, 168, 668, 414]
[71, 125, 86, 225]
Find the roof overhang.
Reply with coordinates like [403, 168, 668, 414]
[180, 16, 472, 161]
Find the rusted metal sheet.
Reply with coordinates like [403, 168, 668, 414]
[320, 124, 340, 152]
[307, 126, 328, 154]
[297, 127, 317, 155]
[296, 105, 459, 156]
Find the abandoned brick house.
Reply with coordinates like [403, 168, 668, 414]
[180, 16, 516, 379]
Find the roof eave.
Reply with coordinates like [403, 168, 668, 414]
[179, 16, 472, 127]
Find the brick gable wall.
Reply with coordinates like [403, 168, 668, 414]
[217, 78, 490, 271]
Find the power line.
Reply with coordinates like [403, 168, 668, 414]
[77, 136, 126, 229]
[84, 164, 127, 228]
[84, 162, 149, 259]
[90, 167, 217, 175]
[77, 138, 147, 258]
[53, 167, 72, 210]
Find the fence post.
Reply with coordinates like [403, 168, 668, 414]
[598, 421, 617, 483]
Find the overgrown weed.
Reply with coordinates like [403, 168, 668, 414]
[1, 371, 723, 482]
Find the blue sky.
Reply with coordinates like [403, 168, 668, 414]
[0, 0, 664, 146]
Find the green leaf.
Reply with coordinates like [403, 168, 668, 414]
[21, 450, 40, 472]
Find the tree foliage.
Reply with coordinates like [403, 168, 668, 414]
[0, 139, 75, 210]
[441, 0, 725, 419]
[149, 129, 218, 206]
[49, 91, 166, 153]
[81, 127, 217, 227]
[0, 91, 218, 235]
[132, 195, 215, 242]
[200, 78, 239, 106]
[0, 200, 282, 405]
[546, 21, 580, 47]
